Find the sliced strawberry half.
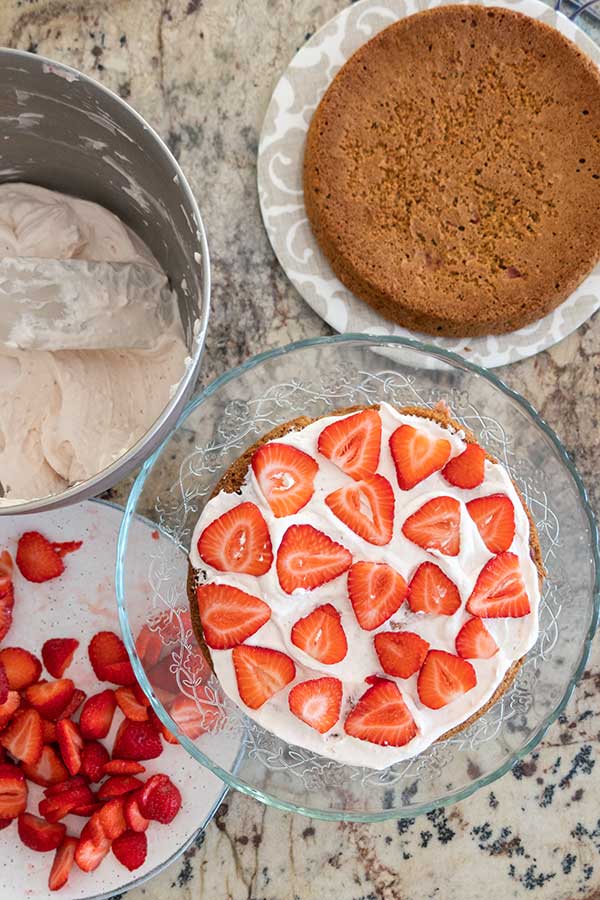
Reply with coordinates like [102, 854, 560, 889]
[16, 532, 81, 583]
[467, 494, 516, 554]
[374, 631, 430, 678]
[79, 689, 117, 740]
[402, 496, 461, 556]
[291, 603, 347, 664]
[112, 829, 147, 871]
[197, 502, 273, 576]
[1, 708, 43, 766]
[112, 720, 163, 761]
[103, 759, 146, 776]
[288, 677, 342, 733]
[39, 780, 94, 823]
[0, 763, 27, 819]
[168, 694, 213, 740]
[407, 562, 461, 616]
[0, 553, 14, 643]
[232, 645, 295, 710]
[75, 819, 110, 872]
[18, 811, 65, 852]
[317, 409, 382, 480]
[49, 835, 78, 892]
[251, 442, 318, 517]
[56, 719, 83, 776]
[124, 792, 149, 833]
[115, 686, 149, 723]
[0, 646, 42, 690]
[276, 524, 352, 594]
[466, 552, 530, 618]
[79, 741, 110, 783]
[417, 650, 477, 709]
[455, 618, 498, 659]
[21, 744, 68, 787]
[389, 424, 451, 490]
[442, 443, 486, 489]
[325, 474, 394, 546]
[135, 625, 162, 668]
[196, 583, 271, 650]
[0, 691, 20, 730]
[345, 679, 417, 747]
[347, 561, 408, 631]
[137, 773, 181, 824]
[24, 679, 75, 720]
[98, 775, 144, 800]
[41, 639, 79, 679]
[88, 631, 135, 686]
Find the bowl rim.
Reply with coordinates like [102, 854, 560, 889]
[0, 47, 211, 516]
[116, 333, 600, 822]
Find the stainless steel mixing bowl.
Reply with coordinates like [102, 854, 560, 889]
[0, 49, 210, 514]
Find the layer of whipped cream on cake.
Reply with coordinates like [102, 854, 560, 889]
[189, 402, 541, 769]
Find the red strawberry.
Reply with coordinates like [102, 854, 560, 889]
[276, 524, 352, 594]
[232, 645, 295, 710]
[0, 647, 42, 690]
[95, 798, 126, 840]
[347, 561, 408, 631]
[374, 631, 430, 678]
[196, 583, 271, 650]
[288, 677, 342, 733]
[103, 759, 146, 776]
[41, 639, 79, 679]
[251, 442, 319, 517]
[124, 792, 149, 833]
[345, 679, 417, 747]
[18, 811, 65, 852]
[88, 631, 135, 686]
[402, 496, 461, 556]
[75, 818, 110, 872]
[407, 562, 461, 615]
[21, 744, 68, 787]
[0, 763, 27, 818]
[112, 829, 147, 871]
[135, 625, 162, 668]
[168, 694, 211, 740]
[49, 835, 77, 891]
[44, 774, 88, 797]
[0, 817, 11, 830]
[291, 604, 347, 665]
[79, 689, 116, 740]
[417, 650, 477, 709]
[389, 424, 451, 490]
[0, 661, 8, 706]
[0, 551, 14, 642]
[16, 532, 81, 583]
[112, 720, 163, 761]
[132, 682, 150, 708]
[56, 719, 83, 776]
[39, 783, 94, 823]
[24, 679, 75, 720]
[137, 773, 181, 824]
[98, 775, 143, 800]
[325, 475, 395, 546]
[57, 688, 86, 722]
[197, 502, 273, 575]
[41, 719, 57, 744]
[455, 617, 498, 659]
[0, 691, 20, 729]
[115, 686, 149, 723]
[466, 552, 530, 618]
[467, 494, 515, 554]
[1, 708, 43, 765]
[79, 741, 110, 783]
[318, 409, 382, 480]
[442, 443, 486, 489]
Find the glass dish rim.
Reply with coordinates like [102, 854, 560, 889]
[116, 333, 600, 823]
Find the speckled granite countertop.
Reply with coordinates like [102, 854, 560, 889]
[1, 1, 599, 898]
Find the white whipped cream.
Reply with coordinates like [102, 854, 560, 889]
[189, 403, 541, 770]
[0, 183, 187, 503]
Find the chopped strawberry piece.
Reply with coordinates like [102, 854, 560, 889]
[317, 409, 382, 480]
[291, 603, 347, 665]
[98, 774, 144, 800]
[41, 639, 79, 679]
[56, 719, 83, 776]
[389, 424, 451, 490]
[0, 551, 14, 642]
[0, 661, 8, 706]
[197, 502, 273, 576]
[78, 688, 116, 740]
[325, 474, 395, 546]
[455, 617, 499, 659]
[112, 829, 147, 871]
[24, 679, 75, 720]
[402, 496, 461, 556]
[137, 773, 181, 824]
[288, 677, 342, 733]
[18, 811, 65, 852]
[79, 741, 110, 783]
[417, 650, 477, 709]
[124, 792, 149, 833]
[345, 679, 417, 747]
[135, 625, 162, 668]
[88, 631, 135, 686]
[1, 708, 43, 765]
[374, 631, 430, 678]
[43, 775, 88, 797]
[232, 645, 295, 710]
[75, 819, 110, 872]
[467, 494, 516, 554]
[466, 552, 530, 618]
[196, 583, 271, 650]
[96, 797, 127, 840]
[41, 719, 58, 744]
[407, 562, 462, 615]
[276, 524, 352, 594]
[103, 759, 146, 776]
[21, 744, 68, 787]
[0, 763, 27, 818]
[0, 646, 42, 690]
[115, 686, 149, 722]
[16, 532, 80, 583]
[347, 561, 408, 631]
[39, 781, 94, 823]
[442, 443, 486, 489]
[0, 691, 20, 729]
[168, 694, 213, 739]
[48, 835, 77, 891]
[112, 720, 163, 761]
[252, 441, 319, 517]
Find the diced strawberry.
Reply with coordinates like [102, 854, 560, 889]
[344, 679, 417, 747]
[103, 759, 145, 776]
[124, 792, 149, 833]
[88, 631, 135, 686]
[0, 661, 8, 706]
[347, 561, 408, 631]
[389, 424, 451, 490]
[137, 773, 181, 824]
[56, 719, 83, 776]
[41, 639, 79, 679]
[317, 409, 382, 480]
[21, 744, 68, 787]
[0, 691, 20, 729]
[135, 625, 162, 668]
[374, 631, 430, 678]
[16, 532, 81, 583]
[98, 775, 143, 800]
[79, 690, 117, 742]
[251, 442, 319, 517]
[402, 496, 461, 556]
[39, 781, 94, 823]
[407, 562, 462, 615]
[290, 603, 347, 665]
[112, 829, 147, 871]
[168, 694, 212, 740]
[196, 583, 271, 650]
[466, 552, 530, 618]
[79, 741, 110, 783]
[467, 494, 516, 554]
[0, 646, 42, 690]
[276, 524, 352, 594]
[112, 720, 163, 761]
[75, 819, 110, 872]
[96, 797, 127, 840]
[232, 645, 295, 710]
[417, 650, 477, 709]
[115, 686, 149, 723]
[455, 617, 498, 659]
[24, 679, 75, 720]
[288, 677, 342, 733]
[1, 708, 43, 765]
[44, 775, 88, 797]
[325, 474, 395, 546]
[48, 835, 77, 891]
[18, 811, 65, 852]
[442, 443, 486, 489]
[197, 502, 273, 575]
[0, 763, 27, 818]
[41, 719, 57, 744]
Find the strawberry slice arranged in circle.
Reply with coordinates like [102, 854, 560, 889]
[345, 679, 417, 747]
[417, 650, 477, 709]
[196, 583, 271, 650]
[407, 561, 461, 616]
[232, 645, 296, 710]
[389, 424, 451, 491]
[402, 496, 461, 556]
[442, 443, 486, 489]
[291, 603, 348, 664]
[455, 618, 498, 659]
[374, 631, 430, 679]
[325, 474, 395, 546]
[276, 524, 352, 594]
[197, 502, 273, 576]
[288, 677, 342, 733]
[251, 442, 318, 518]
[317, 409, 382, 481]
[467, 494, 515, 554]
[347, 561, 408, 631]
[466, 552, 530, 618]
